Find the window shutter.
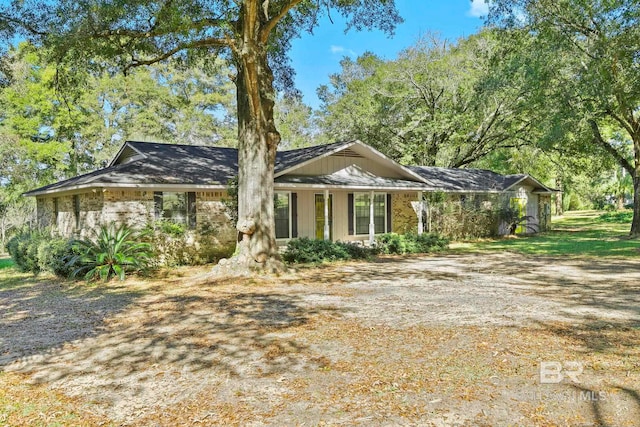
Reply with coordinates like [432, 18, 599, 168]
[348, 193, 354, 235]
[291, 193, 298, 238]
[73, 195, 81, 230]
[154, 192, 163, 220]
[386, 193, 392, 233]
[187, 192, 197, 229]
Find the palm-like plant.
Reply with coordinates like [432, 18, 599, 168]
[68, 224, 153, 282]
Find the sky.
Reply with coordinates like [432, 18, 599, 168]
[289, 0, 489, 109]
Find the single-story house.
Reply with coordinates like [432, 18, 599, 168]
[24, 140, 556, 244]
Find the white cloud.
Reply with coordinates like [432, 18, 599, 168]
[468, 0, 489, 18]
[330, 45, 356, 56]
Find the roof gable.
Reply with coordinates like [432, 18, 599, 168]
[276, 140, 429, 184]
[24, 139, 556, 197]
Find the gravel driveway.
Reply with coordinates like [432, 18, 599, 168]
[2, 252, 639, 426]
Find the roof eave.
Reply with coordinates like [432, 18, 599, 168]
[274, 183, 433, 191]
[108, 141, 146, 167]
[274, 141, 357, 177]
[24, 182, 227, 197]
[504, 175, 557, 193]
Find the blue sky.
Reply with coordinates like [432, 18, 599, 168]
[289, 0, 489, 109]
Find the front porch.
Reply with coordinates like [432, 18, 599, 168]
[274, 189, 427, 245]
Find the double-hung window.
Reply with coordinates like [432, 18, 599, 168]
[274, 192, 297, 239]
[274, 192, 291, 239]
[353, 192, 388, 235]
[154, 192, 197, 228]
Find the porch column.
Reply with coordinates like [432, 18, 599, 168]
[417, 191, 424, 235]
[323, 189, 330, 240]
[369, 190, 375, 244]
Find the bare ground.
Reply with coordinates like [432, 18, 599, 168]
[1, 252, 639, 426]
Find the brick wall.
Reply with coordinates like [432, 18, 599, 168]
[37, 189, 236, 245]
[36, 192, 104, 237]
[102, 189, 154, 230]
[391, 192, 419, 234]
[195, 191, 236, 244]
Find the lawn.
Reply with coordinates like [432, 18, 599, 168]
[0, 212, 639, 426]
[0, 257, 14, 270]
[452, 210, 640, 257]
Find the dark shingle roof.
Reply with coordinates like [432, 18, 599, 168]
[408, 166, 528, 192]
[275, 141, 353, 172]
[24, 141, 354, 196]
[24, 140, 554, 197]
[275, 164, 429, 189]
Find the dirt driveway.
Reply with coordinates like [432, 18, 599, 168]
[1, 252, 639, 426]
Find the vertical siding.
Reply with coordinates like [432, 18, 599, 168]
[285, 190, 421, 242]
[526, 189, 540, 231]
[295, 191, 315, 239]
[291, 155, 407, 179]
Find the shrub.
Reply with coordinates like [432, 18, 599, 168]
[39, 238, 81, 278]
[68, 224, 153, 281]
[375, 232, 448, 255]
[426, 196, 501, 240]
[282, 238, 374, 264]
[5, 229, 79, 277]
[597, 210, 633, 223]
[142, 220, 234, 266]
[6, 229, 44, 274]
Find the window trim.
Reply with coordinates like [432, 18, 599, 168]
[153, 191, 197, 229]
[274, 191, 292, 240]
[353, 192, 388, 236]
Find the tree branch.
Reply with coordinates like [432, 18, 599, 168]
[125, 37, 231, 72]
[260, 0, 303, 43]
[588, 119, 634, 176]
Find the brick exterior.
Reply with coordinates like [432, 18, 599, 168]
[35, 189, 235, 244]
[195, 191, 236, 244]
[36, 192, 104, 237]
[102, 190, 154, 230]
[538, 194, 552, 232]
[391, 192, 419, 234]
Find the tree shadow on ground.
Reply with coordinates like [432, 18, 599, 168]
[3, 275, 343, 418]
[569, 384, 640, 427]
[0, 278, 144, 366]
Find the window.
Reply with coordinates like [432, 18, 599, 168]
[154, 192, 196, 228]
[353, 192, 387, 235]
[274, 192, 291, 239]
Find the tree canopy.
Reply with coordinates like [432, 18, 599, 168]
[488, 0, 640, 235]
[317, 31, 536, 168]
[1, 0, 403, 271]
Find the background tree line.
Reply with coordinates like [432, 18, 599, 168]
[1, 0, 638, 250]
[0, 43, 314, 247]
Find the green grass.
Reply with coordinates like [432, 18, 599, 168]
[451, 210, 640, 257]
[0, 257, 15, 270]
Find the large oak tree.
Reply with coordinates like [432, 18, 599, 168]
[317, 31, 536, 168]
[489, 0, 640, 235]
[1, 0, 401, 270]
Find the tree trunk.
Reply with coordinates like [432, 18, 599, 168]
[221, 3, 284, 273]
[555, 177, 563, 216]
[631, 174, 640, 237]
[631, 136, 640, 237]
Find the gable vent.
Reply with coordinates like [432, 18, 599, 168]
[330, 148, 364, 158]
